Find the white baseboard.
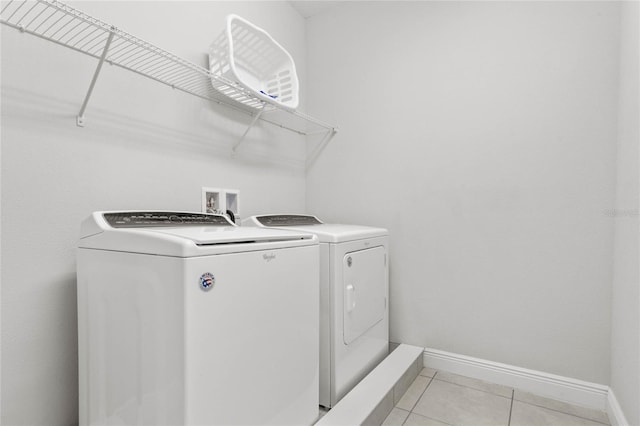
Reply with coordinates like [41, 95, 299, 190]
[607, 388, 630, 426]
[423, 347, 609, 411]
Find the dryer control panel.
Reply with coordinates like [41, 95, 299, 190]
[256, 215, 323, 226]
[104, 212, 233, 228]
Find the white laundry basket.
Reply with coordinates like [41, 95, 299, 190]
[209, 14, 299, 111]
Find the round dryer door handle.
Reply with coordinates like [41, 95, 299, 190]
[346, 284, 356, 313]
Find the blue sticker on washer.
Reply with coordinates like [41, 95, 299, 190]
[199, 272, 215, 291]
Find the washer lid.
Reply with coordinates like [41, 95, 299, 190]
[148, 226, 309, 246]
[78, 211, 317, 257]
[254, 214, 323, 226]
[102, 211, 233, 228]
[244, 214, 387, 243]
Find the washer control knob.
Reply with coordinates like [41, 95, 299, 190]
[169, 215, 183, 223]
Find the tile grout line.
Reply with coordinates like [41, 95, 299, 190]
[403, 411, 455, 426]
[512, 399, 611, 426]
[507, 389, 514, 426]
[405, 374, 513, 426]
[395, 408, 411, 426]
[400, 372, 438, 426]
[429, 377, 513, 401]
[401, 408, 410, 426]
[433, 376, 513, 399]
[410, 374, 435, 411]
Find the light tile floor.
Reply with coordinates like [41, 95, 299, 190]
[382, 369, 611, 426]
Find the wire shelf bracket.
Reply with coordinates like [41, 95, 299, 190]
[306, 127, 338, 169]
[1, 0, 338, 159]
[232, 103, 267, 154]
[76, 29, 114, 127]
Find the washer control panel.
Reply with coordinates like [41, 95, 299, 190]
[104, 212, 233, 228]
[256, 215, 322, 226]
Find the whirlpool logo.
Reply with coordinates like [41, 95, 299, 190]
[199, 272, 215, 292]
[263, 253, 276, 262]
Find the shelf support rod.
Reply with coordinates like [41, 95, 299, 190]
[306, 127, 338, 170]
[232, 103, 266, 153]
[76, 29, 115, 127]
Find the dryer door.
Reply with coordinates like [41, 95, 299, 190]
[343, 246, 386, 344]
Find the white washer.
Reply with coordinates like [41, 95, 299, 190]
[243, 214, 389, 408]
[77, 211, 319, 425]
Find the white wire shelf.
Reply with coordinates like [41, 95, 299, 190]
[0, 0, 337, 149]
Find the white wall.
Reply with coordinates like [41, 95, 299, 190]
[1, 2, 307, 424]
[610, 1, 639, 424]
[305, 1, 620, 384]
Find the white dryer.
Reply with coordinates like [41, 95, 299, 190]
[77, 211, 319, 425]
[243, 214, 389, 408]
